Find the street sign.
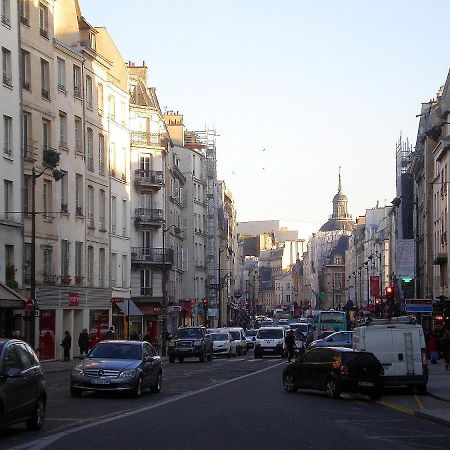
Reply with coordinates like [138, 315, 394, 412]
[370, 276, 380, 297]
[68, 292, 79, 307]
[26, 299, 34, 311]
[405, 299, 432, 305]
[405, 305, 433, 313]
[209, 284, 220, 290]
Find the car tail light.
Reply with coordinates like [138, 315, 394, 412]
[340, 365, 349, 375]
[421, 348, 428, 369]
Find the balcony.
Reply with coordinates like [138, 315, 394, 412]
[22, 80, 30, 91]
[23, 138, 36, 161]
[39, 28, 49, 39]
[130, 131, 165, 148]
[74, 86, 82, 98]
[41, 88, 49, 100]
[42, 146, 60, 168]
[43, 274, 57, 285]
[20, 15, 29, 26]
[134, 208, 164, 227]
[3, 73, 12, 87]
[134, 169, 163, 190]
[1, 14, 10, 26]
[131, 247, 174, 265]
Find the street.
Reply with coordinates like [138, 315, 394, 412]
[1, 355, 450, 450]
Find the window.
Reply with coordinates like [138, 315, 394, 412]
[57, 58, 66, 91]
[140, 269, 151, 296]
[99, 190, 106, 231]
[89, 31, 96, 50]
[43, 246, 53, 277]
[74, 116, 82, 153]
[87, 185, 94, 228]
[75, 242, 82, 281]
[43, 179, 51, 219]
[40, 59, 50, 99]
[75, 174, 83, 215]
[59, 112, 67, 149]
[41, 118, 50, 148]
[108, 95, 115, 120]
[3, 180, 12, 220]
[2, 47, 12, 87]
[98, 134, 105, 175]
[110, 142, 116, 176]
[87, 128, 93, 170]
[1, 0, 10, 26]
[122, 199, 127, 237]
[60, 170, 67, 212]
[21, 50, 30, 90]
[87, 246, 94, 286]
[3, 115, 12, 156]
[39, 3, 48, 38]
[110, 253, 117, 287]
[97, 83, 103, 115]
[120, 101, 126, 125]
[86, 75, 93, 108]
[61, 240, 69, 278]
[23, 174, 31, 215]
[19, 0, 29, 25]
[111, 196, 116, 234]
[99, 248, 105, 287]
[121, 255, 127, 287]
[22, 112, 32, 159]
[73, 65, 81, 98]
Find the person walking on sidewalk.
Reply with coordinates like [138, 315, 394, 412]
[78, 328, 89, 357]
[285, 329, 296, 363]
[61, 331, 72, 362]
[428, 332, 440, 364]
[441, 330, 450, 371]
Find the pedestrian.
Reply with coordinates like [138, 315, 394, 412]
[104, 326, 115, 340]
[61, 331, 72, 362]
[78, 328, 89, 357]
[285, 329, 296, 363]
[440, 330, 450, 371]
[428, 332, 440, 364]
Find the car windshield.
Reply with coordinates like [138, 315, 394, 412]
[211, 333, 229, 341]
[89, 343, 141, 360]
[290, 324, 308, 333]
[246, 331, 257, 337]
[257, 329, 283, 339]
[177, 328, 203, 339]
[229, 331, 240, 340]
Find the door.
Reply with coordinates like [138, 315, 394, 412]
[313, 349, 334, 389]
[15, 343, 38, 415]
[140, 154, 152, 176]
[143, 343, 158, 386]
[297, 350, 320, 388]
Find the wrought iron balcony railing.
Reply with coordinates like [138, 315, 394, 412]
[134, 169, 163, 187]
[131, 247, 174, 265]
[130, 131, 165, 147]
[134, 208, 164, 225]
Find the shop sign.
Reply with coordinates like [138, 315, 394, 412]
[111, 297, 125, 303]
[370, 276, 380, 297]
[26, 298, 34, 311]
[68, 292, 80, 307]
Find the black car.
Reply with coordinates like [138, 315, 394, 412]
[0, 339, 46, 430]
[168, 327, 213, 363]
[282, 347, 384, 400]
[70, 340, 162, 398]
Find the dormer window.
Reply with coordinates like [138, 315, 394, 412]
[89, 31, 96, 51]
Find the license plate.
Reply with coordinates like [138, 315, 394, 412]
[358, 381, 375, 387]
[91, 378, 111, 385]
[178, 348, 191, 352]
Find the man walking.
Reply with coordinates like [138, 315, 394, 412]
[78, 328, 89, 357]
[285, 329, 296, 363]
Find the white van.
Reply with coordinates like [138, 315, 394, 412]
[353, 317, 428, 392]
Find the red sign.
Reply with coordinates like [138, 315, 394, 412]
[26, 298, 34, 311]
[370, 276, 380, 297]
[181, 300, 193, 312]
[111, 297, 125, 303]
[68, 292, 80, 307]
[368, 304, 376, 313]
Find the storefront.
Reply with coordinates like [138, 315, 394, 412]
[139, 304, 162, 347]
[112, 299, 143, 339]
[0, 282, 25, 339]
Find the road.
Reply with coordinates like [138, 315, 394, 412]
[1, 354, 450, 450]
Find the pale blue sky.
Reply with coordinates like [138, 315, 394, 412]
[81, 0, 450, 232]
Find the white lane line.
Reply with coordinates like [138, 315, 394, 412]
[8, 361, 285, 450]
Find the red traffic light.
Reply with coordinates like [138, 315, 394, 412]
[202, 298, 208, 306]
[385, 286, 395, 298]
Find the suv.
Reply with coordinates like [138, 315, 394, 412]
[168, 327, 213, 363]
[0, 339, 46, 430]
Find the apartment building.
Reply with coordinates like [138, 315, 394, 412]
[0, 0, 25, 335]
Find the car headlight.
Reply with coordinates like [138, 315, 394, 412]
[118, 369, 136, 378]
[72, 366, 84, 375]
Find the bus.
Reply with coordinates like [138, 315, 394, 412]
[316, 310, 347, 333]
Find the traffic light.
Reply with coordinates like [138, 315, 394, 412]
[202, 298, 208, 315]
[385, 286, 395, 300]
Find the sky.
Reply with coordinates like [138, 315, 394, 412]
[81, 0, 450, 236]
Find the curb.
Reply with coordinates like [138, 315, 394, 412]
[414, 410, 450, 428]
[427, 390, 450, 404]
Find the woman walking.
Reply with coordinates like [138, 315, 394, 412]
[61, 331, 72, 362]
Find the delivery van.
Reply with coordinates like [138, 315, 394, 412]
[352, 317, 428, 392]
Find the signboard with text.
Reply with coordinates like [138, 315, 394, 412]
[68, 292, 79, 307]
[370, 276, 380, 297]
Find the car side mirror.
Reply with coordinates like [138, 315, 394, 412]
[4, 367, 21, 378]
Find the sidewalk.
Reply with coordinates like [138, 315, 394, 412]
[426, 360, 450, 402]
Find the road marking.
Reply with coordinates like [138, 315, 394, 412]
[414, 394, 426, 410]
[368, 434, 448, 439]
[8, 361, 285, 450]
[376, 400, 414, 416]
[45, 418, 82, 422]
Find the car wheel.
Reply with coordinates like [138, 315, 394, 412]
[178, 356, 184, 363]
[26, 396, 45, 430]
[132, 376, 143, 398]
[70, 386, 82, 398]
[199, 350, 206, 362]
[417, 384, 427, 395]
[150, 371, 162, 393]
[283, 373, 297, 392]
[169, 355, 176, 363]
[325, 378, 341, 399]
[368, 389, 383, 401]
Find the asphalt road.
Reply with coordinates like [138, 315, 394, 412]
[2, 354, 450, 450]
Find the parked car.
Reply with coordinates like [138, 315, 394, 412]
[168, 327, 213, 363]
[309, 331, 353, 349]
[224, 328, 247, 355]
[353, 317, 428, 392]
[254, 327, 286, 358]
[245, 330, 257, 349]
[282, 347, 384, 400]
[278, 318, 290, 327]
[70, 340, 162, 398]
[318, 330, 335, 340]
[0, 339, 46, 430]
[261, 319, 274, 327]
[210, 332, 237, 357]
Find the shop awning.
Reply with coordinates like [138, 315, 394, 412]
[114, 299, 143, 316]
[0, 282, 26, 308]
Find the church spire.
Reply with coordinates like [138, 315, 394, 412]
[338, 166, 342, 192]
